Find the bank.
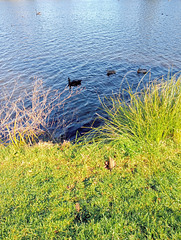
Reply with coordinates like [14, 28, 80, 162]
[0, 74, 181, 239]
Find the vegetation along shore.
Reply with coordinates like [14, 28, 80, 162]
[0, 73, 181, 239]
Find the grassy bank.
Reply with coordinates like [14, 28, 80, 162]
[0, 140, 180, 239]
[0, 74, 181, 239]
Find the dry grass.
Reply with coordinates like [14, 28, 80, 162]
[0, 78, 81, 146]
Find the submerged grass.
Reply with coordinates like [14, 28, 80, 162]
[0, 73, 181, 239]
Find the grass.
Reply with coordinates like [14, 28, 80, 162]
[90, 72, 181, 144]
[0, 79, 81, 146]
[0, 140, 180, 239]
[0, 73, 181, 239]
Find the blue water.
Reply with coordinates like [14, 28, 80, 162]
[0, 0, 181, 140]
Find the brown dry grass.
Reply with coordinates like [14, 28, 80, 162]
[0, 78, 81, 145]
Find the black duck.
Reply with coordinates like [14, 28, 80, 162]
[137, 68, 147, 74]
[68, 77, 82, 88]
[107, 70, 116, 76]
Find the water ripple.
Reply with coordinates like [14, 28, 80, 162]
[0, 0, 181, 139]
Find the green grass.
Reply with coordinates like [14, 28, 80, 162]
[0, 74, 181, 239]
[90, 72, 181, 144]
[0, 140, 180, 239]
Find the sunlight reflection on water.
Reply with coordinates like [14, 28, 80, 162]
[0, 0, 181, 139]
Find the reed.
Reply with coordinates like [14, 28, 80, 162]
[91, 72, 181, 144]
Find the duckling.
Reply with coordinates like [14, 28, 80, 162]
[107, 70, 116, 76]
[137, 68, 147, 74]
[68, 77, 82, 88]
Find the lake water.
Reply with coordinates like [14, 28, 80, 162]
[0, 0, 181, 140]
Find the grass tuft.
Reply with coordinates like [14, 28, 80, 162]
[90, 72, 181, 145]
[0, 79, 82, 146]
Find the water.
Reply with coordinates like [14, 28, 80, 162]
[0, 0, 181, 140]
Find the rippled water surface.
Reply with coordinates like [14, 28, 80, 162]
[0, 0, 181, 139]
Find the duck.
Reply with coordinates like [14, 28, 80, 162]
[137, 68, 147, 74]
[107, 70, 116, 76]
[36, 10, 41, 15]
[68, 77, 82, 88]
